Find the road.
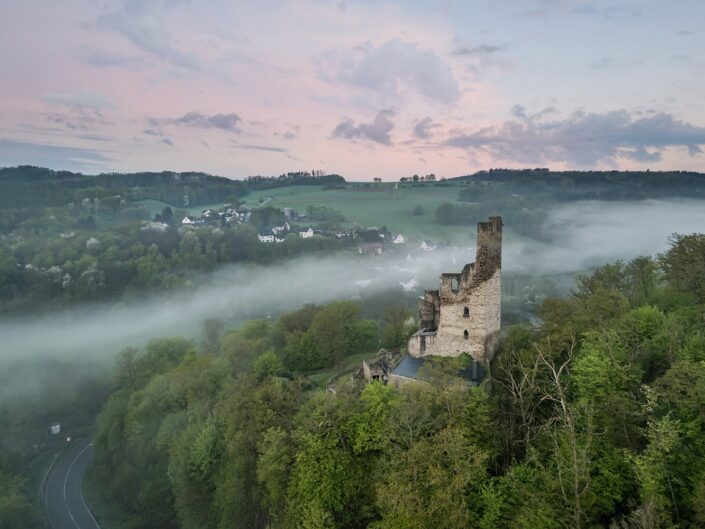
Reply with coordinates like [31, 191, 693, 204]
[44, 438, 101, 529]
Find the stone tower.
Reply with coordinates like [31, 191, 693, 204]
[408, 216, 502, 362]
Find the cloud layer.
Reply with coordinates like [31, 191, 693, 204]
[445, 110, 705, 166]
[1, 0, 705, 177]
[94, 0, 201, 71]
[167, 112, 242, 131]
[333, 39, 461, 104]
[332, 109, 396, 145]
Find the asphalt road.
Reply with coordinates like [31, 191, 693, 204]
[44, 438, 101, 529]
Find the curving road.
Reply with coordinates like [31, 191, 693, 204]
[44, 438, 101, 529]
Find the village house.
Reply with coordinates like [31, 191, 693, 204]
[358, 242, 383, 255]
[392, 234, 406, 244]
[273, 221, 290, 233]
[258, 232, 275, 243]
[419, 240, 437, 252]
[181, 216, 197, 225]
[298, 227, 314, 239]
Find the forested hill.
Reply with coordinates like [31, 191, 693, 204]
[87, 235, 705, 529]
[453, 167, 705, 201]
[0, 166, 346, 208]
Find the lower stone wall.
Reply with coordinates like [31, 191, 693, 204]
[388, 373, 418, 388]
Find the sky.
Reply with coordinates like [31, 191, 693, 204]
[1, 0, 704, 180]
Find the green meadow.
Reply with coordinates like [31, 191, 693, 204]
[242, 183, 471, 242]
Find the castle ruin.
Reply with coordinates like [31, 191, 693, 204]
[408, 216, 502, 362]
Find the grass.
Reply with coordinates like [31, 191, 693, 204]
[242, 183, 469, 243]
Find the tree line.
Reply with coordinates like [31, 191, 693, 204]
[0, 166, 346, 209]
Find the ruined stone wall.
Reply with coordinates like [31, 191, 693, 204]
[408, 216, 502, 362]
[418, 289, 440, 331]
[435, 269, 501, 360]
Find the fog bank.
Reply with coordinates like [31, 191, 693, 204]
[507, 198, 705, 274]
[2, 198, 705, 367]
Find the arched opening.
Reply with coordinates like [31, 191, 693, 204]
[463, 307, 469, 318]
[451, 277, 459, 293]
[463, 330, 469, 340]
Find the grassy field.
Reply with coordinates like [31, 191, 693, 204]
[140, 182, 474, 243]
[242, 183, 470, 243]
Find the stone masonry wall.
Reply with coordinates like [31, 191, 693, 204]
[408, 216, 502, 362]
[409, 270, 500, 361]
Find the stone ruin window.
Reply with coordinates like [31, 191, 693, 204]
[451, 276, 459, 293]
[464, 330, 469, 340]
[463, 307, 470, 318]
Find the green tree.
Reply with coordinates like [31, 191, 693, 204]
[380, 305, 413, 350]
[374, 427, 488, 529]
[254, 350, 286, 381]
[0, 464, 40, 529]
[256, 427, 293, 527]
[660, 233, 705, 301]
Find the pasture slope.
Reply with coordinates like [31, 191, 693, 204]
[242, 183, 468, 242]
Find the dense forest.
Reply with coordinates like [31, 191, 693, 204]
[454, 168, 705, 200]
[81, 234, 705, 529]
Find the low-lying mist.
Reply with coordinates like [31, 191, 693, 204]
[1, 197, 705, 403]
[506, 198, 705, 274]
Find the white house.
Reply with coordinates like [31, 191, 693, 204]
[258, 233, 275, 243]
[274, 235, 286, 243]
[299, 227, 314, 239]
[181, 216, 196, 225]
[392, 234, 406, 244]
[420, 240, 436, 252]
[273, 221, 290, 233]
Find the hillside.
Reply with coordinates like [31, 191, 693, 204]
[0, 166, 344, 209]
